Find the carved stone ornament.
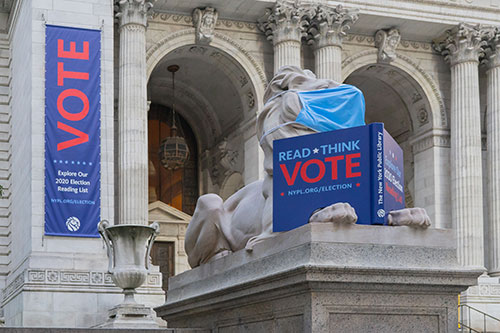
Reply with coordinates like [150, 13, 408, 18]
[192, 7, 218, 45]
[433, 23, 488, 67]
[115, 0, 154, 28]
[208, 138, 243, 187]
[257, 0, 312, 45]
[375, 28, 401, 63]
[218, 139, 240, 175]
[482, 26, 500, 69]
[308, 4, 359, 48]
[418, 108, 429, 125]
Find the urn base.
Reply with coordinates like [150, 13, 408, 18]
[96, 303, 160, 329]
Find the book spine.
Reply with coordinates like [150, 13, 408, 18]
[369, 123, 385, 224]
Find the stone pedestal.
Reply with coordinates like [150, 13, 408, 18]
[156, 223, 482, 332]
[98, 303, 159, 329]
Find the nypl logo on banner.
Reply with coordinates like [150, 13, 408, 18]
[66, 216, 81, 232]
[44, 25, 101, 238]
[273, 123, 405, 232]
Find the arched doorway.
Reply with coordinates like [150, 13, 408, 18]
[345, 63, 433, 207]
[147, 44, 259, 198]
[146, 41, 260, 287]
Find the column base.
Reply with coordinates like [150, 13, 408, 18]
[488, 270, 500, 277]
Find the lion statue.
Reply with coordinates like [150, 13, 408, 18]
[185, 66, 430, 268]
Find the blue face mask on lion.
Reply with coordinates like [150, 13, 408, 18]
[294, 84, 365, 132]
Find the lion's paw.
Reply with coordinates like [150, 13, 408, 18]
[309, 202, 357, 224]
[387, 207, 431, 229]
[245, 233, 276, 252]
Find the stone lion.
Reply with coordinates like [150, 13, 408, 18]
[185, 66, 430, 268]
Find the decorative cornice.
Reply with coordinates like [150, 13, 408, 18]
[343, 34, 374, 45]
[150, 12, 192, 25]
[2, 269, 162, 305]
[150, 13, 259, 33]
[375, 28, 401, 63]
[116, 0, 154, 28]
[308, 4, 359, 49]
[257, 0, 312, 45]
[433, 23, 488, 67]
[466, 284, 500, 297]
[343, 34, 432, 51]
[216, 20, 259, 32]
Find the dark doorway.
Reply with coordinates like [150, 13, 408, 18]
[148, 103, 198, 215]
[151, 241, 175, 293]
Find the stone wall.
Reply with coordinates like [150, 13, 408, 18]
[0, 28, 12, 292]
[2, 0, 164, 327]
[9, 0, 32, 292]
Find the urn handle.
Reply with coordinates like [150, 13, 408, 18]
[98, 220, 114, 274]
[146, 222, 160, 270]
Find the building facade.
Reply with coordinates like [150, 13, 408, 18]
[0, 0, 498, 328]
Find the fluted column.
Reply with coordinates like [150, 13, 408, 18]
[117, 0, 153, 225]
[435, 23, 486, 267]
[258, 1, 310, 73]
[308, 5, 358, 82]
[485, 28, 500, 275]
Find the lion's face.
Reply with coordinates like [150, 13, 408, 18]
[257, 66, 340, 175]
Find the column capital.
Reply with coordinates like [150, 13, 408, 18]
[307, 4, 359, 49]
[115, 0, 154, 28]
[483, 26, 500, 69]
[433, 23, 488, 67]
[258, 0, 313, 46]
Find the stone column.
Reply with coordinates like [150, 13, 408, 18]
[308, 5, 358, 82]
[485, 28, 500, 276]
[116, 0, 153, 225]
[258, 1, 310, 73]
[435, 23, 486, 267]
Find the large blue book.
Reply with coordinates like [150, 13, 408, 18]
[273, 123, 404, 232]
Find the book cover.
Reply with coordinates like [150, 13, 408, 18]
[273, 123, 404, 232]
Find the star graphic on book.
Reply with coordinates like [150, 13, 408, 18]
[313, 148, 319, 154]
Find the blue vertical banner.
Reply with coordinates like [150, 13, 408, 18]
[45, 25, 101, 237]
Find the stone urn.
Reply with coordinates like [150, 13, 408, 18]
[98, 220, 160, 304]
